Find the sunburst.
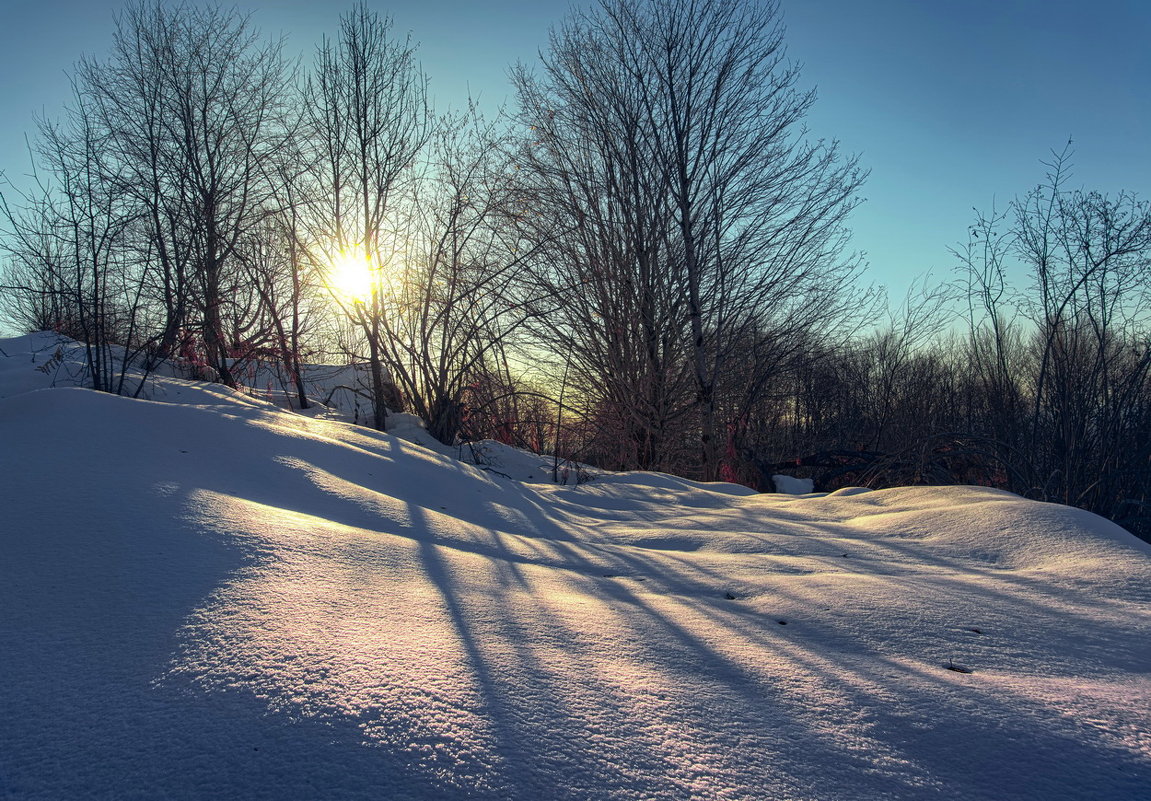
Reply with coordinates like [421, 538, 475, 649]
[328, 245, 376, 303]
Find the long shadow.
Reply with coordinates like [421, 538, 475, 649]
[15, 391, 1146, 799]
[324, 473, 1142, 799]
[0, 418, 467, 799]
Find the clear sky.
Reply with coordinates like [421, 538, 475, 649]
[1, 0, 1148, 300]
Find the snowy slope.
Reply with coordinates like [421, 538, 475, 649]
[1, 334, 1150, 800]
[0, 331, 588, 483]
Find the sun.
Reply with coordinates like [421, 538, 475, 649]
[328, 245, 376, 302]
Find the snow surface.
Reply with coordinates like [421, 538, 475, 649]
[773, 474, 816, 495]
[2, 332, 1150, 800]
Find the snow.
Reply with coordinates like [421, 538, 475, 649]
[773, 473, 815, 494]
[2, 332, 1150, 800]
[384, 412, 595, 484]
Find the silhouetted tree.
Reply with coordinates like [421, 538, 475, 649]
[514, 0, 866, 478]
[79, 1, 296, 385]
[306, 3, 430, 428]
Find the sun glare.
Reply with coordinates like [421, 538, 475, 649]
[328, 246, 376, 302]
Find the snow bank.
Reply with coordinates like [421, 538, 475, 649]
[773, 472, 815, 494]
[2, 334, 1150, 800]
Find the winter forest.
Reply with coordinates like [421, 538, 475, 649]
[2, 0, 1150, 544]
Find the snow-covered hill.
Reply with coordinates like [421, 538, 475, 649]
[2, 333, 1149, 800]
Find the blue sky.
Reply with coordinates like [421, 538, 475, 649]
[1, 0, 1147, 299]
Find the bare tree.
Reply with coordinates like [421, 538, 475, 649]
[511, 14, 696, 472]
[1013, 148, 1151, 518]
[234, 212, 322, 409]
[369, 110, 545, 444]
[305, 3, 430, 429]
[514, 0, 866, 478]
[0, 86, 148, 393]
[0, 186, 79, 337]
[77, 1, 296, 386]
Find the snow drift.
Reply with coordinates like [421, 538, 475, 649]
[1, 333, 1150, 800]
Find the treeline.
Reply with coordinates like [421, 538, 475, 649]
[1, 0, 1149, 540]
[736, 148, 1151, 540]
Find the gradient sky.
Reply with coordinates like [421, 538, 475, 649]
[1, 0, 1148, 300]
